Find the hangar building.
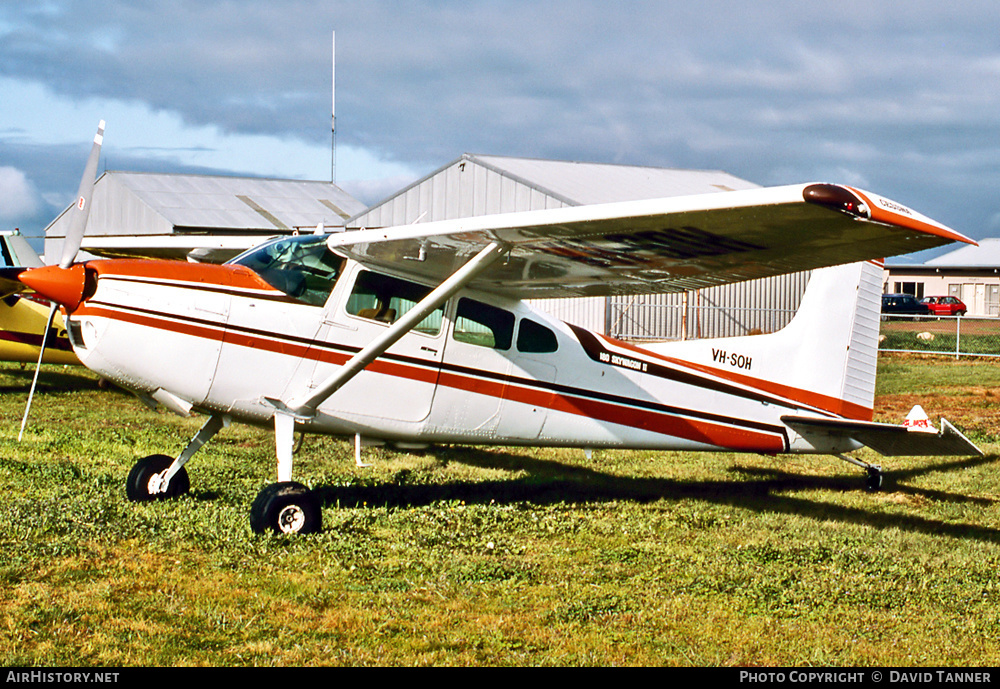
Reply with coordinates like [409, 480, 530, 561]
[884, 240, 1000, 317]
[44, 171, 366, 264]
[42, 157, 812, 341]
[348, 154, 811, 339]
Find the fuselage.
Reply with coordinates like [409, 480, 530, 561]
[0, 294, 78, 365]
[59, 236, 862, 455]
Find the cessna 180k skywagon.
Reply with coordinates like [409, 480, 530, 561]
[1, 122, 983, 535]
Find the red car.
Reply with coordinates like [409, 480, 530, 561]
[920, 296, 967, 316]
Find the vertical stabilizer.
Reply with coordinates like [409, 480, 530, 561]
[642, 260, 883, 420]
[781, 260, 883, 416]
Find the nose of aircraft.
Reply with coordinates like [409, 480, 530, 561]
[18, 263, 88, 311]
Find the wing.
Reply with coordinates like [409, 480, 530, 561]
[327, 183, 974, 299]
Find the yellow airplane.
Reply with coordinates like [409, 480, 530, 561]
[1, 231, 79, 365]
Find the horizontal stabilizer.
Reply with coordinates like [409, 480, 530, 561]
[782, 415, 983, 457]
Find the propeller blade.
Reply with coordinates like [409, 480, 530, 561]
[18, 302, 58, 441]
[59, 120, 105, 269]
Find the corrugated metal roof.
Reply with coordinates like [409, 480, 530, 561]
[44, 171, 366, 262]
[923, 238, 1000, 268]
[469, 154, 760, 205]
[348, 153, 760, 229]
[107, 171, 366, 230]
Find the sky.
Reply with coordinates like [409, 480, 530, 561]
[1, 1, 998, 263]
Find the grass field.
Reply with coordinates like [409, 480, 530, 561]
[2, 355, 999, 667]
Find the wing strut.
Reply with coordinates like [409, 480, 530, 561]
[267, 240, 508, 481]
[287, 240, 509, 418]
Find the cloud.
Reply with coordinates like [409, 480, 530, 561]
[0, 0, 998, 247]
[0, 166, 40, 221]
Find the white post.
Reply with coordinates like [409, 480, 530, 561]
[955, 314, 961, 360]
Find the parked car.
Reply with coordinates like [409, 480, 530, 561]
[881, 293, 931, 320]
[920, 295, 967, 316]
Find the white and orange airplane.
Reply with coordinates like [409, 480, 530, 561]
[3, 122, 983, 535]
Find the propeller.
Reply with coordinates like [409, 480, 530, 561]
[18, 120, 105, 441]
[61, 120, 104, 269]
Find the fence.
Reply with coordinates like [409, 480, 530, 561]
[608, 301, 800, 341]
[607, 271, 810, 341]
[878, 315, 1000, 359]
[605, 302, 1000, 360]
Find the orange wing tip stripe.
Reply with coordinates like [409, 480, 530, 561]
[845, 186, 976, 246]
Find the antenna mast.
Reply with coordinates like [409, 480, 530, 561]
[331, 30, 337, 184]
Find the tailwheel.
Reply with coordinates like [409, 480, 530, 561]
[126, 454, 190, 502]
[250, 482, 321, 535]
[865, 466, 884, 492]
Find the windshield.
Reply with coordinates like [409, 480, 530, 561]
[230, 235, 345, 306]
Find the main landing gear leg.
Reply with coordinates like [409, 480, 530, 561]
[249, 412, 321, 535]
[126, 413, 230, 502]
[834, 453, 884, 492]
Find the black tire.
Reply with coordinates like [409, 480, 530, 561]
[865, 467, 884, 493]
[125, 454, 190, 502]
[250, 482, 321, 535]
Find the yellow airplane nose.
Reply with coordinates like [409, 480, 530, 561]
[18, 263, 88, 311]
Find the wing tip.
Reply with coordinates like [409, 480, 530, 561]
[841, 185, 976, 246]
[805, 183, 977, 246]
[803, 184, 872, 219]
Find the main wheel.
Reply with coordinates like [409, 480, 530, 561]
[250, 482, 321, 535]
[865, 466, 884, 493]
[126, 454, 190, 502]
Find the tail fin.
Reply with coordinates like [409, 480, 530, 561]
[776, 259, 883, 417]
[643, 260, 883, 420]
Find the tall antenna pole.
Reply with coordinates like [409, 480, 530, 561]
[330, 31, 337, 184]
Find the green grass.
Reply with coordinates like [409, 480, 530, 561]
[880, 331, 1000, 356]
[1, 356, 999, 666]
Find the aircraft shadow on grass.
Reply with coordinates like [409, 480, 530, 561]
[0, 365, 103, 395]
[308, 446, 1000, 545]
[5, 369, 997, 543]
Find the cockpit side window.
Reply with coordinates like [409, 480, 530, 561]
[346, 270, 443, 335]
[230, 235, 345, 306]
[453, 298, 514, 350]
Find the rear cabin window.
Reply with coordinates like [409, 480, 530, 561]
[453, 298, 514, 350]
[516, 318, 558, 353]
[346, 270, 442, 335]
